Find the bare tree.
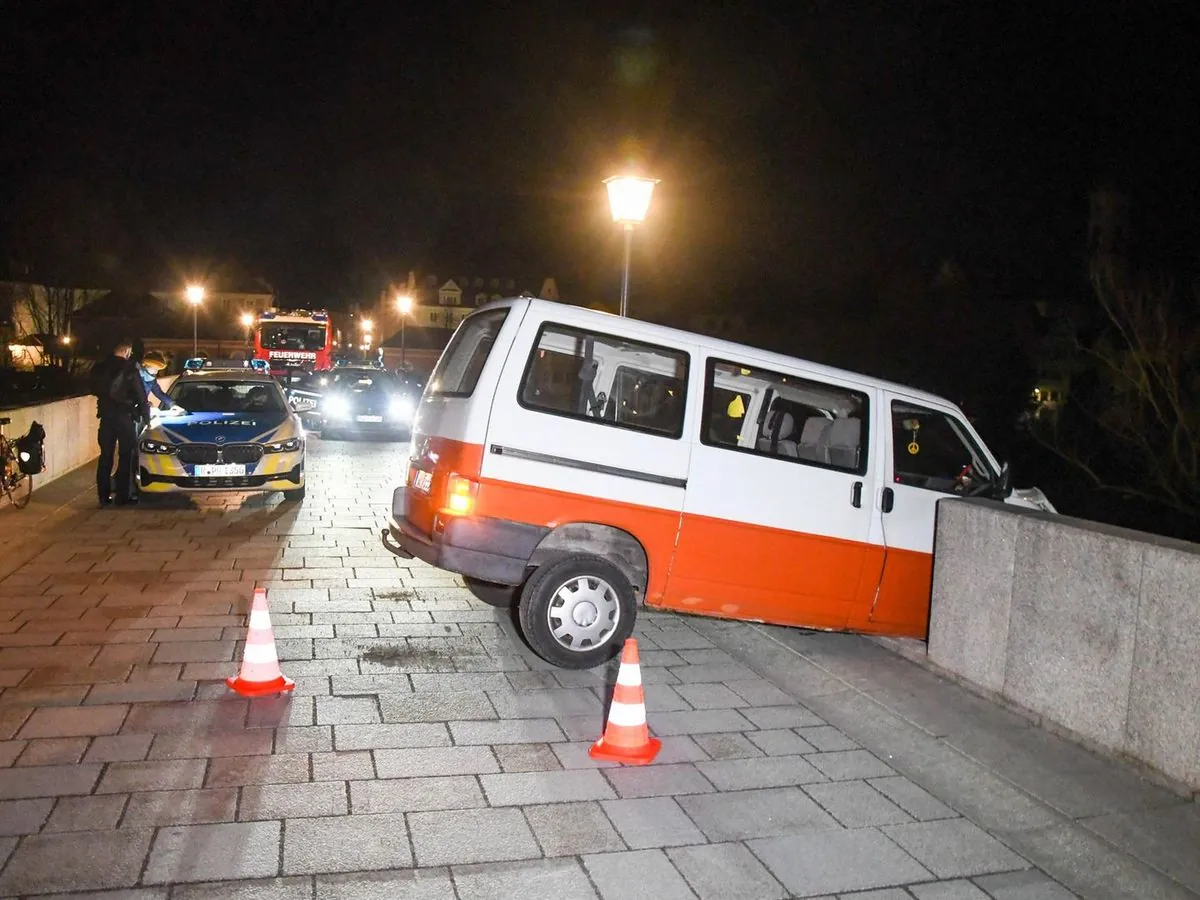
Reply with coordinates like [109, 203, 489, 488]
[1032, 189, 1200, 519]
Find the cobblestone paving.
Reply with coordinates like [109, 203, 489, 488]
[0, 439, 1195, 899]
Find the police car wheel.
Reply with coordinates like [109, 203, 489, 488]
[518, 555, 635, 670]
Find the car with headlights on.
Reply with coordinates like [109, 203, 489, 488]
[137, 360, 307, 501]
[316, 366, 416, 441]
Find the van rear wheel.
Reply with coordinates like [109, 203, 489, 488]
[518, 555, 636, 670]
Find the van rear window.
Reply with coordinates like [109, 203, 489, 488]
[428, 308, 509, 397]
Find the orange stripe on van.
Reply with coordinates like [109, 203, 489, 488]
[847, 547, 933, 639]
[477, 480, 682, 604]
[410, 436, 934, 638]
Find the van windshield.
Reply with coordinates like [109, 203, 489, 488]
[428, 309, 509, 397]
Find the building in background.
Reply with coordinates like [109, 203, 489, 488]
[374, 272, 560, 374]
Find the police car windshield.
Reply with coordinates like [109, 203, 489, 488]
[171, 380, 286, 415]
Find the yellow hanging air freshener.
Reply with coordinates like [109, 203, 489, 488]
[907, 440, 920, 455]
[727, 395, 745, 418]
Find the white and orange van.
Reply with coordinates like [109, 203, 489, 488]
[382, 297, 1055, 669]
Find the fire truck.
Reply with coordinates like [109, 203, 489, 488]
[252, 309, 335, 380]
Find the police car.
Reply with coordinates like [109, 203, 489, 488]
[137, 358, 308, 501]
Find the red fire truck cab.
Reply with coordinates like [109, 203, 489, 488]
[253, 309, 334, 378]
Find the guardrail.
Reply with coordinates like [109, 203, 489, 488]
[928, 497, 1200, 793]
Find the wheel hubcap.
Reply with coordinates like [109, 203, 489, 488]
[546, 575, 619, 652]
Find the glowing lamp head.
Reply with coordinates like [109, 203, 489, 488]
[185, 285, 206, 306]
[604, 175, 659, 225]
[396, 294, 414, 315]
[240, 312, 254, 328]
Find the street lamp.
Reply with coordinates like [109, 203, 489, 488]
[604, 175, 659, 317]
[240, 312, 254, 348]
[185, 285, 206, 357]
[396, 294, 414, 369]
[360, 318, 373, 362]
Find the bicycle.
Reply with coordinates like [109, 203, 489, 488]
[0, 417, 34, 509]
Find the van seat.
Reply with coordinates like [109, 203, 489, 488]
[828, 417, 861, 469]
[757, 410, 799, 458]
[797, 416, 832, 463]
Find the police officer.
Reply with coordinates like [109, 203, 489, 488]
[138, 351, 176, 411]
[91, 337, 149, 507]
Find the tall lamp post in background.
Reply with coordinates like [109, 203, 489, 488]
[395, 294, 413, 369]
[185, 285, 206, 357]
[240, 312, 255, 350]
[604, 175, 659, 317]
[360, 318, 373, 362]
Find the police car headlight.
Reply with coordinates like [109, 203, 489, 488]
[323, 396, 350, 419]
[388, 396, 413, 420]
[139, 439, 176, 454]
[264, 438, 302, 453]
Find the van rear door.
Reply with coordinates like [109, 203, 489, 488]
[404, 305, 521, 539]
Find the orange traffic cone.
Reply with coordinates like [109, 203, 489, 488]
[589, 638, 661, 765]
[227, 587, 295, 697]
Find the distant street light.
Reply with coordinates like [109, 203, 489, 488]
[240, 312, 255, 348]
[604, 175, 659, 317]
[185, 285, 206, 356]
[396, 294, 414, 369]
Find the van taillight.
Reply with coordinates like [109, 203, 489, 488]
[442, 474, 478, 516]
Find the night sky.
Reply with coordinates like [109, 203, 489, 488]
[2, 2, 1197, 314]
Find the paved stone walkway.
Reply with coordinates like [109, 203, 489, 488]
[0, 438, 1195, 899]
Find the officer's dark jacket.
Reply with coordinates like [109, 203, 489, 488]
[91, 355, 151, 420]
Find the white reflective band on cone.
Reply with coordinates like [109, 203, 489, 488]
[605, 699, 646, 727]
[243, 642, 278, 665]
[616, 663, 642, 687]
[249, 609, 272, 630]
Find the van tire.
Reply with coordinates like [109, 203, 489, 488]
[463, 576, 518, 608]
[518, 555, 636, 670]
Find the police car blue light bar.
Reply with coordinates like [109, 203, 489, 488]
[183, 358, 270, 372]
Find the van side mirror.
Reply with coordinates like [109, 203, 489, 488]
[995, 461, 1013, 498]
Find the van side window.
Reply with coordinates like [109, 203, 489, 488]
[891, 401, 995, 493]
[519, 323, 689, 439]
[428, 308, 509, 397]
[702, 359, 869, 475]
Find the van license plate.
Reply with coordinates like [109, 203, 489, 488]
[194, 464, 245, 477]
[356, 415, 383, 423]
[412, 470, 432, 493]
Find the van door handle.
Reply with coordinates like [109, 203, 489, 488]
[851, 481, 862, 508]
[881, 487, 895, 514]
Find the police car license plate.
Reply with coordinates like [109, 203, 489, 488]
[194, 464, 246, 477]
[412, 469, 432, 493]
[356, 415, 383, 423]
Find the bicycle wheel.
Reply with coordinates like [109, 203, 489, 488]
[2, 452, 31, 509]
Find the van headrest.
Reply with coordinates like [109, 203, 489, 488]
[829, 417, 861, 445]
[799, 416, 830, 444]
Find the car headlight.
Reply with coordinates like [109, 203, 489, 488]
[264, 438, 302, 453]
[323, 396, 350, 418]
[389, 396, 414, 420]
[140, 439, 176, 454]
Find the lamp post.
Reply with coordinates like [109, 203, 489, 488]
[396, 294, 413, 369]
[185, 285, 206, 356]
[240, 312, 254, 348]
[604, 175, 659, 317]
[361, 318, 373, 362]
